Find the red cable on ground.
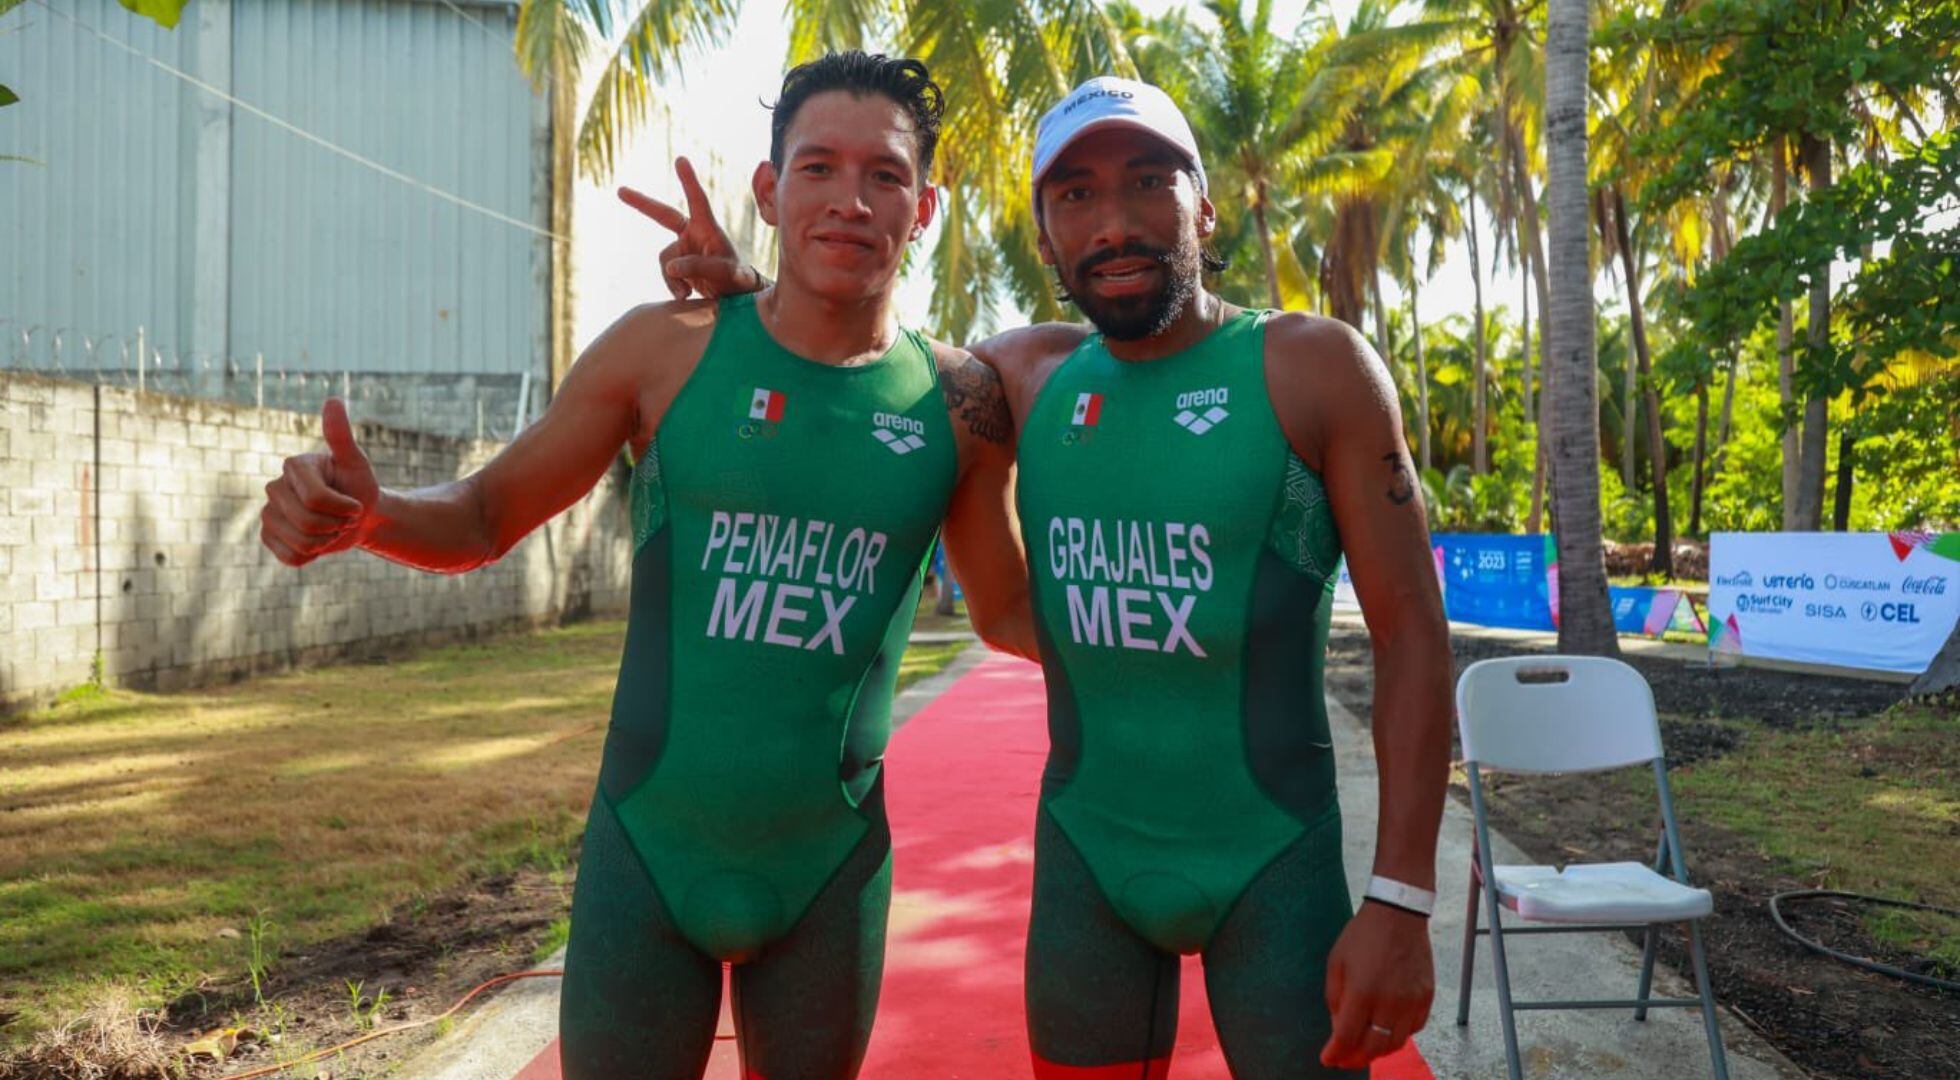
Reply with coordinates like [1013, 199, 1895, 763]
[212, 969, 564, 1080]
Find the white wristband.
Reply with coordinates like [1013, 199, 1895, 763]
[1365, 875, 1436, 917]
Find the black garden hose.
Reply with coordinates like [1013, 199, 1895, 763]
[1768, 890, 1960, 993]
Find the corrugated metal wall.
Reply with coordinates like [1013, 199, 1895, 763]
[0, 0, 547, 378]
[0, 0, 195, 367]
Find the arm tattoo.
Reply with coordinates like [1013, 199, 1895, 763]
[1384, 452, 1416, 506]
[941, 354, 1013, 445]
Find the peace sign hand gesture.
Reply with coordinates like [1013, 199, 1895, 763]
[618, 157, 765, 301]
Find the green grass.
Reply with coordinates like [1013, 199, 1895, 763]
[0, 615, 972, 1043]
[1672, 705, 1960, 972]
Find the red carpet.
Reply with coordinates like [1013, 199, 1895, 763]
[516, 655, 1434, 1079]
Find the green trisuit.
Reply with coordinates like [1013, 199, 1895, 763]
[560, 295, 956, 1080]
[1016, 311, 1365, 1079]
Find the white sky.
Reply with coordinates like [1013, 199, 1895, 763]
[571, 0, 1525, 350]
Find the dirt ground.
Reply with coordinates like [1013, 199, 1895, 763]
[1325, 622, 1958, 1080]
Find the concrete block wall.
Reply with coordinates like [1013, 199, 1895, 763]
[0, 372, 633, 710]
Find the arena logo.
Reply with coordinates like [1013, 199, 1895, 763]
[1804, 602, 1847, 620]
[1823, 574, 1891, 592]
[1733, 593, 1793, 615]
[1902, 575, 1949, 596]
[1761, 572, 1816, 591]
[1713, 570, 1754, 588]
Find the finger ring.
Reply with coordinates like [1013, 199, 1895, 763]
[1369, 1023, 1394, 1037]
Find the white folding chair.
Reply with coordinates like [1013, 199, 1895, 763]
[1454, 656, 1730, 1080]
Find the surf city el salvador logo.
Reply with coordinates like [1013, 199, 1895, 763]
[1044, 515, 1213, 656]
[700, 510, 889, 654]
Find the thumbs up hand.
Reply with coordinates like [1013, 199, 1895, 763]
[260, 398, 380, 567]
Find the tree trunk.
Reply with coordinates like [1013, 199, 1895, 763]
[1411, 273, 1431, 474]
[1613, 188, 1671, 576]
[1509, 122, 1554, 536]
[1909, 618, 1960, 697]
[1546, 0, 1618, 655]
[1253, 186, 1283, 310]
[1714, 360, 1738, 463]
[1623, 308, 1637, 489]
[1794, 133, 1832, 530]
[1832, 429, 1855, 531]
[1773, 139, 1799, 530]
[1689, 381, 1709, 536]
[1373, 266, 1393, 373]
[1469, 191, 1489, 474]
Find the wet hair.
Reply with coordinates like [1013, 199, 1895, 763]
[768, 51, 946, 176]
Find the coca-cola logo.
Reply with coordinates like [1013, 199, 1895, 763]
[1902, 575, 1948, 596]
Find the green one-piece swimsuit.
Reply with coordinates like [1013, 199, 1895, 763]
[560, 294, 956, 1080]
[1016, 310, 1364, 1079]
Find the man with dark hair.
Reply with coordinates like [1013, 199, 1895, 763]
[654, 75, 1451, 1080]
[260, 51, 1030, 1080]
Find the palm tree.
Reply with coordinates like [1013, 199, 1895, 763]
[513, 0, 1136, 344]
[1427, 0, 1562, 530]
[1112, 0, 1340, 310]
[1544, 0, 1616, 653]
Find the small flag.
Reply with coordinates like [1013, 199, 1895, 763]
[1071, 392, 1103, 426]
[750, 387, 786, 422]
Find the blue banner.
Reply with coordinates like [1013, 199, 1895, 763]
[1433, 533, 1555, 631]
[929, 542, 964, 602]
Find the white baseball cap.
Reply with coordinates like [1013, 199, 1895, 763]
[1032, 76, 1207, 198]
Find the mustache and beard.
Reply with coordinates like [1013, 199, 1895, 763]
[1058, 229, 1204, 342]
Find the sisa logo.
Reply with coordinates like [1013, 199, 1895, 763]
[1762, 573, 1816, 591]
[1173, 387, 1230, 435]
[1861, 601, 1923, 624]
[1805, 602, 1847, 620]
[871, 411, 927, 455]
[1714, 571, 1754, 588]
[1902, 575, 1948, 596]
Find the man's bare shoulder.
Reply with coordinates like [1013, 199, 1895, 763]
[1263, 311, 1401, 466]
[572, 299, 718, 387]
[1265, 310, 1396, 407]
[966, 321, 1092, 379]
[925, 338, 1014, 448]
[602, 298, 718, 353]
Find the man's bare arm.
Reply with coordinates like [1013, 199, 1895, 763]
[936, 346, 1036, 659]
[262, 303, 711, 572]
[963, 322, 1092, 422]
[1270, 313, 1450, 890]
[1267, 312, 1448, 1069]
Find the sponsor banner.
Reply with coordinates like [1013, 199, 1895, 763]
[1434, 533, 1557, 631]
[1707, 531, 1959, 674]
[1609, 586, 1705, 638]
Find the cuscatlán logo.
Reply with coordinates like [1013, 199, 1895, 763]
[1173, 387, 1230, 435]
[871, 412, 927, 455]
